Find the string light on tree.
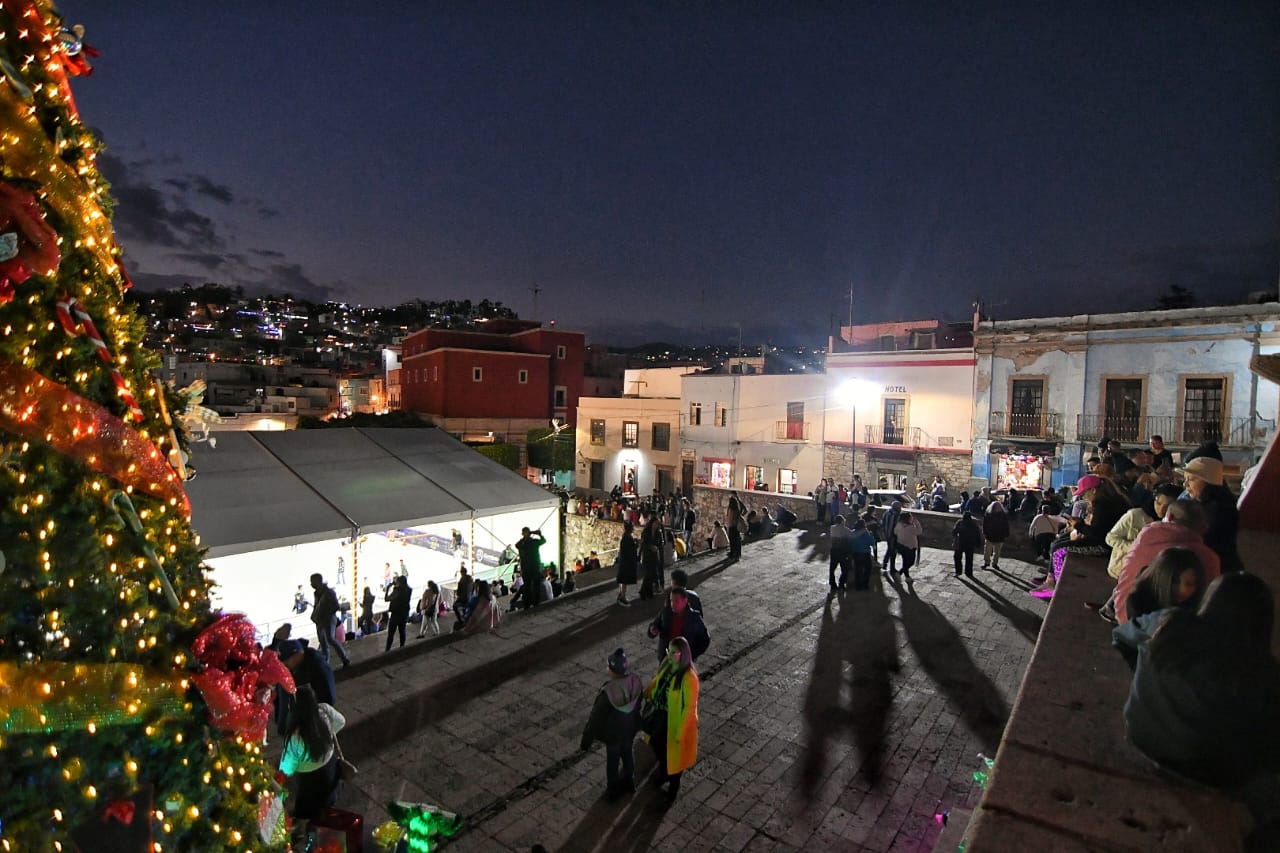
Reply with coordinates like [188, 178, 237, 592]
[0, 2, 289, 849]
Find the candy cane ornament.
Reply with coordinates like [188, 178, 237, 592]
[55, 294, 144, 422]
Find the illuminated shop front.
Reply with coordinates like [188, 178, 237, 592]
[988, 442, 1055, 490]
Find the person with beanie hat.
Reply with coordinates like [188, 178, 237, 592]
[580, 648, 644, 801]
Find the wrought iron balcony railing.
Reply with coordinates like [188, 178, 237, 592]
[862, 425, 920, 446]
[1076, 414, 1255, 447]
[989, 411, 1063, 440]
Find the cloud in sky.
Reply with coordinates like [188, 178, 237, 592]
[98, 152, 333, 302]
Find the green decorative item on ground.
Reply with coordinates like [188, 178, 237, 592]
[374, 801, 463, 852]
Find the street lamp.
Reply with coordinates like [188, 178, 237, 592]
[837, 378, 879, 488]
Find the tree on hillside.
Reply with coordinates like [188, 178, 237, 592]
[0, 4, 289, 849]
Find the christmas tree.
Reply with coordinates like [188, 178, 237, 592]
[0, 3, 290, 850]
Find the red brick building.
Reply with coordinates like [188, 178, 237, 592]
[400, 320, 585, 435]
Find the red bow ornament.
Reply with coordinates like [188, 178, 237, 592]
[191, 614, 294, 741]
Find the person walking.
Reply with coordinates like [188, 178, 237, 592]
[640, 516, 664, 600]
[647, 588, 710, 663]
[952, 511, 983, 578]
[580, 648, 644, 801]
[359, 585, 376, 637]
[616, 521, 639, 606]
[726, 491, 746, 560]
[278, 685, 346, 836]
[681, 498, 696, 556]
[644, 636, 700, 802]
[849, 518, 877, 591]
[309, 573, 350, 668]
[516, 527, 547, 608]
[828, 514, 852, 590]
[416, 580, 441, 638]
[982, 499, 1010, 569]
[892, 511, 923, 578]
[384, 574, 412, 651]
[881, 501, 903, 574]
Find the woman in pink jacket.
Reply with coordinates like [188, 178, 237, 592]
[1115, 499, 1220, 624]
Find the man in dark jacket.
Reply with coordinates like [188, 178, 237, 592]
[277, 639, 336, 735]
[881, 501, 903, 573]
[647, 589, 710, 663]
[580, 648, 644, 801]
[952, 512, 983, 578]
[1179, 457, 1242, 573]
[384, 575, 413, 651]
[516, 527, 546, 607]
[309, 572, 350, 667]
[669, 569, 703, 616]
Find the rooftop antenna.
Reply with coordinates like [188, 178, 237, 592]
[530, 283, 542, 321]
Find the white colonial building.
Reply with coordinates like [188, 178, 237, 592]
[973, 304, 1280, 490]
[680, 367, 827, 496]
[823, 320, 978, 491]
[575, 367, 687, 496]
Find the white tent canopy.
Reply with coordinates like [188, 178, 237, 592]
[186, 427, 559, 558]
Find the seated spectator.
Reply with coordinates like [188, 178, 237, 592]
[1032, 474, 1131, 597]
[493, 578, 508, 597]
[540, 570, 555, 604]
[563, 571, 577, 594]
[1105, 482, 1182, 580]
[550, 569, 564, 598]
[1178, 457, 1243, 574]
[708, 520, 729, 551]
[759, 507, 779, 538]
[1028, 502, 1067, 564]
[1113, 573, 1280, 840]
[585, 551, 603, 572]
[1124, 547, 1205, 622]
[461, 580, 502, 635]
[745, 510, 763, 540]
[773, 504, 797, 531]
[1115, 499, 1220, 624]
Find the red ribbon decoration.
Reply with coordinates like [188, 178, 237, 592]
[0, 182, 60, 305]
[191, 614, 295, 742]
[0, 359, 190, 516]
[102, 799, 135, 825]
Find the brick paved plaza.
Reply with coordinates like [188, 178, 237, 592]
[329, 529, 1046, 852]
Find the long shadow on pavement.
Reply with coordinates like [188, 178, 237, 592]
[961, 575, 1043, 643]
[800, 573, 899, 798]
[342, 558, 742, 756]
[557, 751, 668, 853]
[888, 574, 1010, 754]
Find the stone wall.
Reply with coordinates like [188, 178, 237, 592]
[565, 514, 627, 565]
[688, 485, 819, 551]
[822, 445, 977, 492]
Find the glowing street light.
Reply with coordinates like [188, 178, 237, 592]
[836, 378, 879, 486]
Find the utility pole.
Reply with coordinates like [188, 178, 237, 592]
[848, 281, 854, 341]
[530, 284, 542, 321]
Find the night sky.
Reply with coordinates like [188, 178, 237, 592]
[63, 3, 1279, 346]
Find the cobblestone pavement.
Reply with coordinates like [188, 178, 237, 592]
[331, 530, 1046, 852]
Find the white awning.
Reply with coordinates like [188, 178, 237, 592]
[186, 428, 558, 558]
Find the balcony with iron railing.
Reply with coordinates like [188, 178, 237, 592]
[989, 411, 1063, 441]
[1076, 414, 1255, 447]
[862, 424, 921, 446]
[774, 421, 811, 441]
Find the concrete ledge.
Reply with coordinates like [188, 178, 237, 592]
[963, 553, 1247, 852]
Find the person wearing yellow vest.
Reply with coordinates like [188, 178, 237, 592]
[644, 635, 700, 801]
